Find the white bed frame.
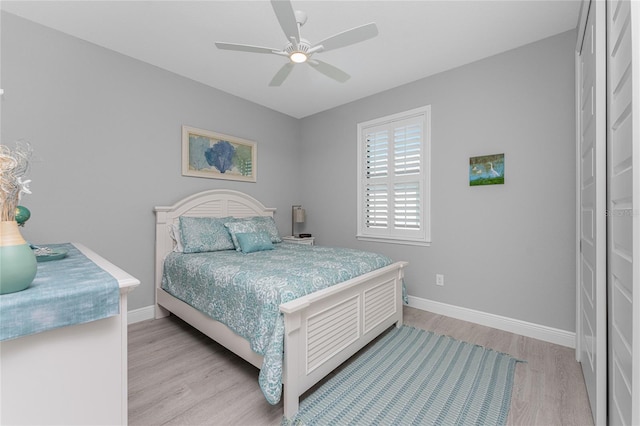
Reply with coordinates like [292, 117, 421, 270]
[154, 189, 407, 418]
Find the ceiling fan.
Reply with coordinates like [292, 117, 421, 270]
[215, 0, 378, 86]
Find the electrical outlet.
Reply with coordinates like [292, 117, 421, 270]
[436, 274, 444, 286]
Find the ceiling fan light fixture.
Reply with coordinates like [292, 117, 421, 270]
[286, 39, 311, 64]
[290, 51, 308, 63]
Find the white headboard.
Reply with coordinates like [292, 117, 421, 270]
[154, 189, 276, 294]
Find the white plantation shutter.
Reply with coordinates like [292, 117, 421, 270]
[365, 130, 388, 178]
[393, 124, 421, 176]
[365, 183, 388, 228]
[357, 106, 431, 245]
[364, 129, 389, 229]
[394, 182, 420, 230]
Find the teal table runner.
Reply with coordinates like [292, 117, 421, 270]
[0, 243, 120, 341]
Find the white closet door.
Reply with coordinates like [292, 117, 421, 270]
[607, 0, 639, 424]
[577, 1, 607, 424]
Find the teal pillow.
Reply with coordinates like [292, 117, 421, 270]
[235, 232, 274, 254]
[179, 216, 235, 253]
[224, 221, 261, 251]
[233, 216, 282, 243]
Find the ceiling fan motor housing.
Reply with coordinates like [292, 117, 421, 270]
[286, 39, 311, 55]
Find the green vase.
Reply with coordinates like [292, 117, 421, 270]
[0, 221, 37, 294]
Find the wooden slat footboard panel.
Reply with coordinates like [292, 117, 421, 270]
[307, 295, 360, 374]
[364, 279, 397, 334]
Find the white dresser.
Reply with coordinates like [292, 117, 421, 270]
[0, 243, 139, 425]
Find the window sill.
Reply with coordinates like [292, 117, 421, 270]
[356, 235, 431, 247]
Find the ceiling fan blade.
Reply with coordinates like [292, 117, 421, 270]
[308, 59, 350, 83]
[313, 22, 378, 52]
[269, 62, 295, 86]
[215, 42, 278, 54]
[270, 0, 300, 43]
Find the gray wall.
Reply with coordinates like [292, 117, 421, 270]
[2, 12, 577, 333]
[1, 13, 302, 310]
[298, 30, 577, 332]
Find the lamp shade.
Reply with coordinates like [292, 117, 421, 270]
[292, 205, 305, 237]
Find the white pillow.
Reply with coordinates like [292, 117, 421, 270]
[169, 222, 184, 252]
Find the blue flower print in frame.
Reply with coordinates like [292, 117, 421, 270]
[206, 140, 235, 173]
[182, 125, 257, 182]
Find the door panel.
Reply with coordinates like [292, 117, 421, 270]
[577, 1, 607, 424]
[607, 0, 637, 424]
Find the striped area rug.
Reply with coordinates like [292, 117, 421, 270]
[284, 325, 521, 426]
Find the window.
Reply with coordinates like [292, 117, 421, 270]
[357, 106, 431, 246]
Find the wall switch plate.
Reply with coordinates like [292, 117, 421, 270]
[436, 274, 444, 286]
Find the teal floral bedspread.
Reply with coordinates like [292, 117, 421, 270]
[161, 243, 393, 404]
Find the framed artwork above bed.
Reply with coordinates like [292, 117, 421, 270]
[182, 125, 257, 182]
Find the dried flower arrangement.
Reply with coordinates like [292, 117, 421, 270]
[0, 141, 33, 222]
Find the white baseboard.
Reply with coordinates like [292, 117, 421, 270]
[128, 305, 155, 324]
[406, 295, 575, 348]
[129, 298, 576, 348]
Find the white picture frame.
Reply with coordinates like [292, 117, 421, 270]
[181, 125, 257, 182]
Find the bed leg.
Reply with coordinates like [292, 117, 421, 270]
[283, 391, 299, 422]
[155, 304, 170, 319]
[396, 306, 404, 328]
[282, 310, 303, 421]
[396, 275, 404, 328]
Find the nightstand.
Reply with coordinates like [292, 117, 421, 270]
[282, 236, 315, 246]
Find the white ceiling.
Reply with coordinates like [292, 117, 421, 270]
[2, 0, 581, 119]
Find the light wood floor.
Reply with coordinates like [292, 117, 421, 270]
[128, 306, 594, 425]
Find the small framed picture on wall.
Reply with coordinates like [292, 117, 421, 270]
[469, 153, 504, 186]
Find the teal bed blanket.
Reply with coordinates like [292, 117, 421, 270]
[161, 242, 393, 404]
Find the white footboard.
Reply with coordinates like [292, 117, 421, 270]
[280, 261, 407, 419]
